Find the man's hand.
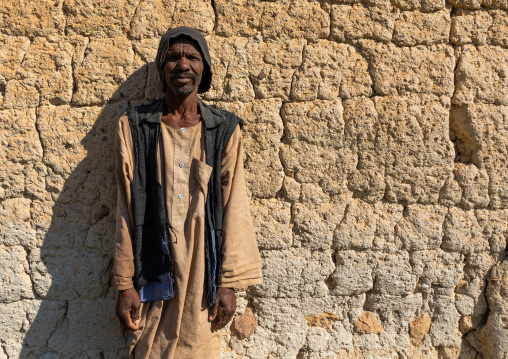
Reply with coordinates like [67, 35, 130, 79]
[116, 287, 141, 331]
[208, 287, 236, 331]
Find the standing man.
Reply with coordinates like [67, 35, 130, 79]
[113, 26, 263, 358]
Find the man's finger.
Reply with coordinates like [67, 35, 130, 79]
[131, 308, 141, 327]
[132, 303, 142, 326]
[121, 311, 138, 331]
[208, 301, 218, 322]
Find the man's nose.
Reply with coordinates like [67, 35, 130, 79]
[175, 57, 191, 71]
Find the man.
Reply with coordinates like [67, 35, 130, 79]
[113, 26, 263, 358]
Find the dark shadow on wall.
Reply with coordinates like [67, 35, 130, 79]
[19, 66, 159, 358]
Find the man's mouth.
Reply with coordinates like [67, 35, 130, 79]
[169, 73, 197, 84]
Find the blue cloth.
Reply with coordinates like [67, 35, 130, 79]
[139, 272, 174, 302]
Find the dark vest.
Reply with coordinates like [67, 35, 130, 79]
[127, 98, 242, 306]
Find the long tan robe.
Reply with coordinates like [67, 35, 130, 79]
[113, 114, 263, 359]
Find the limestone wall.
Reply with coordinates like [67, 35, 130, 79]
[0, 0, 507, 358]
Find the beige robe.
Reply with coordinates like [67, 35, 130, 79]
[113, 114, 263, 359]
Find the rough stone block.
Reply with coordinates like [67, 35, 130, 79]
[305, 312, 340, 330]
[129, 0, 175, 39]
[455, 293, 475, 316]
[442, 207, 489, 253]
[360, 41, 455, 96]
[0, 0, 65, 37]
[131, 0, 215, 39]
[64, 0, 139, 37]
[0, 198, 35, 248]
[327, 321, 354, 352]
[0, 108, 42, 200]
[488, 10, 508, 46]
[0, 35, 30, 83]
[23, 300, 67, 348]
[291, 41, 372, 101]
[429, 294, 462, 348]
[392, 0, 446, 11]
[304, 326, 331, 352]
[282, 99, 344, 147]
[330, 250, 374, 295]
[253, 249, 333, 299]
[254, 297, 318, 358]
[466, 260, 508, 357]
[282, 176, 301, 202]
[370, 293, 423, 332]
[232, 307, 257, 339]
[475, 209, 508, 253]
[448, 0, 483, 9]
[451, 104, 508, 208]
[0, 161, 25, 200]
[47, 299, 125, 355]
[453, 45, 508, 106]
[215, 0, 262, 37]
[36, 105, 102, 176]
[451, 9, 493, 45]
[330, 3, 395, 43]
[30, 248, 112, 300]
[459, 314, 486, 334]
[250, 199, 292, 250]
[393, 8, 450, 46]
[171, 0, 215, 34]
[453, 163, 490, 209]
[374, 95, 454, 204]
[374, 252, 417, 295]
[73, 37, 135, 105]
[0, 300, 29, 343]
[0, 108, 42, 165]
[395, 204, 447, 251]
[17, 38, 74, 106]
[204, 36, 256, 102]
[409, 313, 431, 346]
[217, 99, 284, 198]
[1, 79, 40, 110]
[250, 39, 306, 100]
[253, 249, 307, 298]
[261, 1, 330, 40]
[280, 99, 357, 195]
[411, 249, 463, 289]
[482, 0, 508, 9]
[334, 199, 403, 251]
[343, 97, 386, 203]
[0, 245, 33, 303]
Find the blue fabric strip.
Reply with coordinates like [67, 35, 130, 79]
[209, 229, 217, 306]
[139, 272, 175, 302]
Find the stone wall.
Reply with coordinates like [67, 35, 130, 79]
[0, 0, 507, 358]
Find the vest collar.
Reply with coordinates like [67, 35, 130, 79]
[144, 98, 225, 130]
[198, 99, 225, 130]
[144, 99, 164, 124]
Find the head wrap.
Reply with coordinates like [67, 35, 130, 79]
[156, 26, 213, 94]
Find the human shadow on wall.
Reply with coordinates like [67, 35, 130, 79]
[20, 65, 159, 358]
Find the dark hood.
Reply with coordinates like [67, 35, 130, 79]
[155, 26, 212, 94]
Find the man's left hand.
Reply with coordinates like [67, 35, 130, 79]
[208, 287, 236, 331]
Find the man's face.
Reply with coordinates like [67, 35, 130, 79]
[163, 37, 205, 96]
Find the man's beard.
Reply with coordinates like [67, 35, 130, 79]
[166, 71, 200, 96]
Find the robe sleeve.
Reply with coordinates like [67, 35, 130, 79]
[219, 126, 263, 288]
[112, 115, 136, 290]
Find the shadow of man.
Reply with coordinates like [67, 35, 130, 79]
[19, 65, 159, 358]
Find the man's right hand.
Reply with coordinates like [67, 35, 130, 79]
[116, 287, 141, 331]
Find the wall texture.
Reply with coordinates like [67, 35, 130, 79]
[0, 0, 507, 358]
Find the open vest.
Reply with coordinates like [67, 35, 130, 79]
[127, 98, 242, 307]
